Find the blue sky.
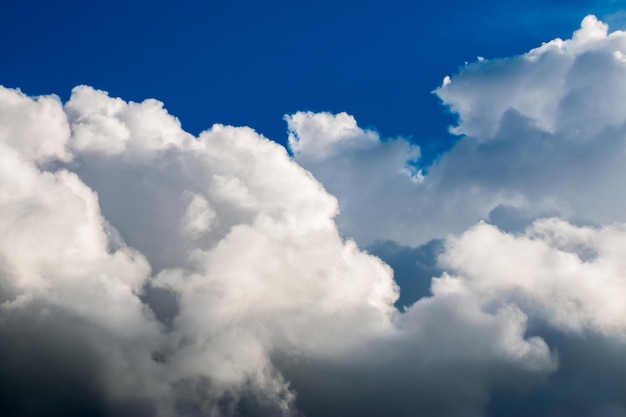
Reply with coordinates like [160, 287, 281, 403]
[5, 2, 626, 417]
[3, 0, 625, 165]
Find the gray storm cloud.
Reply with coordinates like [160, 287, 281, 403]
[2, 14, 626, 417]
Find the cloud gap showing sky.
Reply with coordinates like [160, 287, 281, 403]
[2, 13, 626, 417]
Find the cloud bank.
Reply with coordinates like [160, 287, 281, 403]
[289, 16, 626, 247]
[2, 14, 626, 417]
[286, 15, 626, 415]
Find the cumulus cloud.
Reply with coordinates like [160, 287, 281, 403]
[290, 15, 626, 248]
[284, 15, 626, 416]
[0, 84, 559, 417]
[287, 111, 425, 245]
[0, 87, 166, 415]
[4, 14, 626, 417]
[6, 84, 406, 415]
[438, 219, 626, 416]
[286, 111, 381, 160]
[438, 218, 626, 335]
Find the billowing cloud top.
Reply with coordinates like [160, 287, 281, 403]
[2, 14, 626, 417]
[289, 15, 626, 248]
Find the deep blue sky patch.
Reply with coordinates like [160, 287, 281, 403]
[3, 0, 625, 165]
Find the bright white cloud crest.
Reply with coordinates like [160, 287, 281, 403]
[2, 14, 626, 417]
[437, 219, 626, 335]
[291, 15, 626, 247]
[0, 84, 554, 416]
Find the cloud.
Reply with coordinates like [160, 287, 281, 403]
[283, 15, 626, 416]
[437, 218, 626, 416]
[287, 111, 425, 246]
[3, 15, 626, 417]
[0, 87, 166, 415]
[438, 218, 626, 335]
[289, 15, 626, 248]
[0, 84, 559, 417]
[286, 111, 381, 160]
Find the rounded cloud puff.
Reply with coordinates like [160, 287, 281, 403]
[7, 14, 626, 416]
[0, 84, 557, 417]
[290, 15, 626, 248]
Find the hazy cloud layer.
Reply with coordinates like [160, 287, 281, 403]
[2, 14, 626, 417]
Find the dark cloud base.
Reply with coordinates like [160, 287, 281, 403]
[0, 305, 154, 417]
[488, 321, 626, 417]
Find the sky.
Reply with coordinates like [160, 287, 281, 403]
[4, 1, 626, 417]
[3, 0, 626, 164]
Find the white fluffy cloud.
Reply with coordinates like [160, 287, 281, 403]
[286, 111, 381, 159]
[290, 15, 626, 247]
[0, 86, 165, 413]
[438, 218, 626, 336]
[287, 111, 426, 245]
[283, 16, 626, 416]
[0, 84, 558, 417]
[4, 14, 626, 417]
[433, 218, 626, 416]
[437, 15, 617, 140]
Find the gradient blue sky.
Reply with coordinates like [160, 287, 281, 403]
[3, 0, 625, 165]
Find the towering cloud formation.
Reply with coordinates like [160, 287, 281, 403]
[2, 14, 626, 417]
[1, 84, 405, 415]
[287, 15, 626, 416]
[0, 84, 554, 417]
